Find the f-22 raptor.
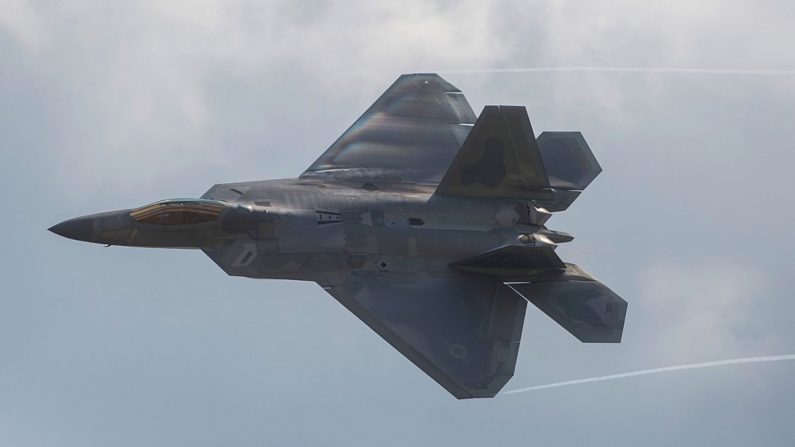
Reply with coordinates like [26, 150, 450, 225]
[50, 74, 627, 399]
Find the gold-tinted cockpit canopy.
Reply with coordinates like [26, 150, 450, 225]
[130, 199, 227, 225]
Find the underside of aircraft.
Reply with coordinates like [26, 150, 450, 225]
[51, 73, 628, 399]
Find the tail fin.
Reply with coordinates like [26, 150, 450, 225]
[435, 106, 551, 199]
[434, 107, 602, 212]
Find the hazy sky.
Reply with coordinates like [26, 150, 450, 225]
[1, 1, 794, 446]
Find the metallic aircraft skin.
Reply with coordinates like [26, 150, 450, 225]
[50, 74, 628, 399]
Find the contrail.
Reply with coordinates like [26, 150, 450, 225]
[503, 354, 795, 395]
[435, 66, 795, 76]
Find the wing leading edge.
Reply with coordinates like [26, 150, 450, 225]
[301, 73, 602, 213]
[321, 271, 527, 399]
[301, 74, 476, 185]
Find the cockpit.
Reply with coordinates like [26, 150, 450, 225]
[129, 199, 228, 225]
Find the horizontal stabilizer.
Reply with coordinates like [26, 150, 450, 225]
[509, 264, 627, 343]
[517, 132, 600, 211]
[537, 132, 601, 190]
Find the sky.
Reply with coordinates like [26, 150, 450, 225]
[1, 1, 794, 445]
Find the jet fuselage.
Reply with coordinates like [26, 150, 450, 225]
[51, 178, 546, 287]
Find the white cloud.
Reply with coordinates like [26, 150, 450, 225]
[8, 0, 510, 197]
[8, 0, 794, 199]
[0, 0, 48, 50]
[638, 261, 781, 361]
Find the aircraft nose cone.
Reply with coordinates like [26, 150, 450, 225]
[49, 217, 96, 242]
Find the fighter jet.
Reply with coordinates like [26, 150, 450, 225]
[50, 73, 627, 399]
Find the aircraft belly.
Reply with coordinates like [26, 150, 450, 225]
[343, 225, 502, 258]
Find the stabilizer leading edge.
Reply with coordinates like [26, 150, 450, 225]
[537, 132, 601, 191]
[508, 264, 627, 343]
[452, 244, 627, 343]
[533, 131, 602, 211]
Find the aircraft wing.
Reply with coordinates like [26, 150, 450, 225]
[301, 73, 476, 185]
[321, 271, 527, 399]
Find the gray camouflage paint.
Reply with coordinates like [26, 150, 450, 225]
[49, 73, 627, 399]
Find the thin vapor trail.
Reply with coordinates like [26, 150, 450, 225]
[503, 354, 795, 395]
[435, 66, 795, 76]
